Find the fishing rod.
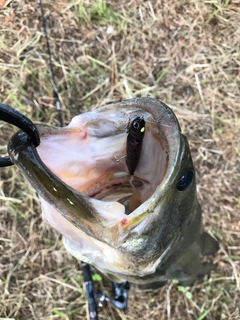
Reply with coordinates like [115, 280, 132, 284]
[38, 2, 130, 316]
[0, 1, 130, 318]
[38, 1, 99, 318]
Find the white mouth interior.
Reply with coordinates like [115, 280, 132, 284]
[38, 109, 168, 216]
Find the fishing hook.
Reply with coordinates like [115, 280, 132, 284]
[0, 103, 40, 167]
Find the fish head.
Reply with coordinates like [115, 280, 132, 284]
[8, 97, 201, 280]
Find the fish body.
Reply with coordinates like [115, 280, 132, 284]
[8, 98, 218, 288]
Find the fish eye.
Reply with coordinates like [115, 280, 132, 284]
[177, 170, 194, 191]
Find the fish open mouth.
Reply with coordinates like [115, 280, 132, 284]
[8, 98, 218, 283]
[37, 101, 171, 216]
[9, 98, 187, 277]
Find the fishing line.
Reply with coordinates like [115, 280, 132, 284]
[39, 0, 63, 127]
[39, 2, 98, 319]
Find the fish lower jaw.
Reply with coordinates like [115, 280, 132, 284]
[63, 236, 168, 278]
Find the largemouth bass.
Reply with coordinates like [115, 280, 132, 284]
[8, 97, 218, 288]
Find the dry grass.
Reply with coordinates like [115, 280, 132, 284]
[0, 0, 240, 319]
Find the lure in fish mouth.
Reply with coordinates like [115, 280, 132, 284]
[8, 97, 218, 288]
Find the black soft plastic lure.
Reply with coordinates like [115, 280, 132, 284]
[126, 117, 145, 175]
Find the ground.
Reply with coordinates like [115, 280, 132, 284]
[0, 0, 239, 319]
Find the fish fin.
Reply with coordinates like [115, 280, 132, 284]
[200, 231, 219, 256]
[178, 262, 217, 287]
